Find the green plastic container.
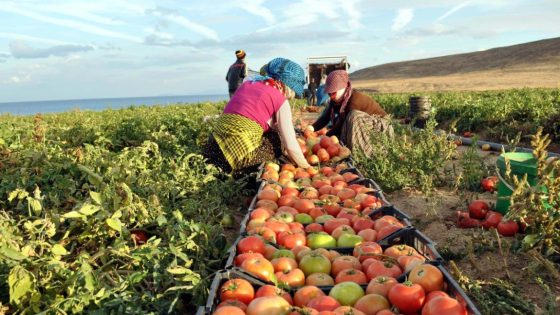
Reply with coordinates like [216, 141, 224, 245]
[495, 152, 538, 214]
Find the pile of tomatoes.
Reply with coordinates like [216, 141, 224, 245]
[212, 262, 468, 315]
[203, 158, 477, 314]
[298, 126, 352, 166]
[456, 200, 520, 236]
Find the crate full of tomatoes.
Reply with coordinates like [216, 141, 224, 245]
[198, 260, 480, 314]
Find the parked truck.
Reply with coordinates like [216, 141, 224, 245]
[305, 56, 350, 104]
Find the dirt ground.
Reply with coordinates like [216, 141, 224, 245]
[290, 111, 560, 313]
[385, 147, 560, 313]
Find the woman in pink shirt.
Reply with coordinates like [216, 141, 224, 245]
[203, 57, 310, 174]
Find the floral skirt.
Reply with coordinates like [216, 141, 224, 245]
[340, 110, 394, 156]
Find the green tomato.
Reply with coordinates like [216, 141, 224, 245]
[329, 281, 365, 306]
[337, 234, 363, 248]
[220, 214, 234, 227]
[295, 213, 314, 225]
[307, 232, 337, 249]
[315, 214, 335, 224]
[271, 249, 296, 260]
[299, 252, 331, 276]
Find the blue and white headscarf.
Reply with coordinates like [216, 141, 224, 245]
[253, 57, 306, 97]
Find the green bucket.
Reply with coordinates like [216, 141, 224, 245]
[495, 152, 538, 214]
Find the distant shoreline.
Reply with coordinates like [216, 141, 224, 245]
[0, 94, 228, 116]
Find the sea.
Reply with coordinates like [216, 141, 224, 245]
[0, 94, 229, 116]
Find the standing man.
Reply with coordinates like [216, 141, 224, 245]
[226, 50, 247, 98]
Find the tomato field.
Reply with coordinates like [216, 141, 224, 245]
[1, 87, 559, 314]
[0, 103, 249, 314]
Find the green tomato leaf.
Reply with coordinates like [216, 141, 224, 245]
[9, 265, 35, 306]
[166, 266, 190, 275]
[81, 262, 95, 292]
[0, 247, 27, 261]
[79, 203, 100, 216]
[51, 244, 68, 256]
[90, 191, 102, 205]
[522, 234, 541, 249]
[28, 198, 42, 215]
[111, 210, 122, 219]
[8, 190, 18, 202]
[63, 211, 85, 219]
[106, 218, 122, 232]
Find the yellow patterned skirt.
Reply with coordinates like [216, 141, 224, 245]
[212, 114, 264, 170]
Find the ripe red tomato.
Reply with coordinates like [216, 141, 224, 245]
[212, 305, 245, 315]
[241, 257, 275, 282]
[468, 200, 489, 219]
[276, 268, 305, 288]
[255, 284, 293, 305]
[216, 299, 247, 311]
[457, 211, 481, 228]
[421, 296, 467, 315]
[219, 278, 255, 305]
[335, 268, 368, 285]
[353, 242, 383, 262]
[481, 176, 498, 192]
[234, 252, 264, 267]
[131, 230, 147, 245]
[497, 220, 519, 236]
[247, 296, 291, 315]
[408, 264, 444, 293]
[388, 282, 425, 313]
[307, 295, 341, 312]
[237, 236, 266, 255]
[365, 259, 402, 280]
[481, 211, 503, 229]
[365, 276, 398, 297]
[294, 286, 326, 307]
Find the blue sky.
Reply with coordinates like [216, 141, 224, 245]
[1, 0, 559, 102]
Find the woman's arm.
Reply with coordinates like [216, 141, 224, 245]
[311, 102, 332, 131]
[276, 101, 311, 168]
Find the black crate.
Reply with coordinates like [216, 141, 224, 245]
[377, 227, 443, 262]
[368, 205, 412, 227]
[339, 167, 364, 179]
[199, 268, 269, 315]
[346, 178, 388, 203]
[396, 262, 481, 315]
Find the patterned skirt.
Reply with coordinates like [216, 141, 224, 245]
[202, 114, 282, 175]
[340, 110, 394, 156]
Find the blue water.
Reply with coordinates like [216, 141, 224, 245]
[0, 94, 229, 116]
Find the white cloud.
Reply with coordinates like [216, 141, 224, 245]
[147, 7, 220, 41]
[234, 0, 275, 25]
[341, 0, 363, 30]
[0, 4, 142, 43]
[392, 8, 414, 32]
[436, 1, 472, 22]
[4, 74, 32, 84]
[9, 41, 94, 59]
[0, 32, 78, 46]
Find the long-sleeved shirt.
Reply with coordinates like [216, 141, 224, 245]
[224, 81, 310, 168]
[312, 89, 387, 137]
[226, 60, 247, 91]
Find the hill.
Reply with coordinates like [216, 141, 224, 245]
[351, 37, 560, 92]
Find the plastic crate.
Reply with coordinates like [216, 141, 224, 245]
[339, 167, 364, 180]
[396, 262, 481, 315]
[377, 227, 443, 262]
[198, 269, 269, 315]
[439, 264, 482, 315]
[346, 178, 388, 203]
[368, 205, 412, 227]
